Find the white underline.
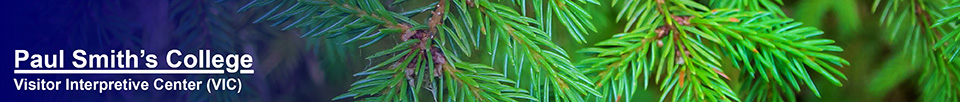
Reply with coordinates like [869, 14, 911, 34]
[240, 70, 254, 74]
[13, 69, 255, 74]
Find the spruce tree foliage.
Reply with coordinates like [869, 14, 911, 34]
[238, 0, 855, 102]
[239, 0, 601, 101]
[869, 0, 960, 101]
[577, 0, 848, 101]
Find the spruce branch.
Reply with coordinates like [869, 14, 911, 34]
[707, 0, 851, 101]
[580, 0, 848, 101]
[870, 0, 960, 101]
[240, 0, 541, 101]
[240, 0, 605, 101]
[456, 0, 602, 101]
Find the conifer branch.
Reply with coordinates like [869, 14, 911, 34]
[239, 0, 603, 101]
[870, 0, 960, 101]
[238, 0, 864, 101]
[457, 0, 601, 101]
[580, 0, 848, 101]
